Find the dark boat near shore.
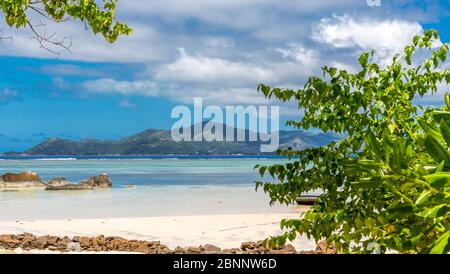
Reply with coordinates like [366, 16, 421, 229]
[296, 195, 318, 205]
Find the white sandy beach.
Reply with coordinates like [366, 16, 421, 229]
[0, 159, 317, 253]
[0, 211, 316, 253]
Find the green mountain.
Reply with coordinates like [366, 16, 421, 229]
[20, 127, 338, 155]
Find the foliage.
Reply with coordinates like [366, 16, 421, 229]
[256, 30, 450, 253]
[0, 0, 132, 50]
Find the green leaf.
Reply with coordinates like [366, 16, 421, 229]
[433, 111, 450, 123]
[418, 204, 448, 218]
[424, 135, 450, 167]
[392, 140, 404, 172]
[424, 172, 450, 189]
[436, 161, 445, 173]
[357, 159, 383, 169]
[446, 93, 450, 109]
[258, 166, 267, 177]
[415, 190, 432, 205]
[387, 204, 416, 218]
[430, 230, 450, 254]
[329, 67, 337, 77]
[359, 52, 369, 68]
[365, 131, 383, 161]
[420, 120, 444, 143]
[352, 177, 384, 189]
[440, 119, 450, 147]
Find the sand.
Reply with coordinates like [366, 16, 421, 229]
[0, 211, 317, 253]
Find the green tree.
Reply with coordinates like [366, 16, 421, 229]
[0, 0, 131, 51]
[256, 30, 450, 253]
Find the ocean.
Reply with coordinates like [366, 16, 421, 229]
[0, 157, 294, 221]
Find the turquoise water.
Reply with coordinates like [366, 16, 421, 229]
[0, 158, 286, 187]
[0, 158, 291, 221]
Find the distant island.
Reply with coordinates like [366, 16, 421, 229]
[3, 126, 338, 156]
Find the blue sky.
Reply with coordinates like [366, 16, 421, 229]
[0, 0, 449, 151]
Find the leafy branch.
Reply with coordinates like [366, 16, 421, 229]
[256, 30, 450, 253]
[0, 0, 132, 54]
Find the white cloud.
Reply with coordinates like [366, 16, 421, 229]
[166, 87, 268, 105]
[276, 44, 318, 66]
[0, 20, 165, 62]
[162, 86, 301, 120]
[82, 79, 159, 97]
[156, 48, 276, 85]
[0, 0, 362, 62]
[119, 0, 361, 25]
[2, 1, 446, 115]
[313, 15, 423, 49]
[312, 15, 425, 64]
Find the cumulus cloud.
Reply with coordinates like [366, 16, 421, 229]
[167, 87, 268, 105]
[82, 79, 159, 97]
[275, 44, 319, 71]
[0, 0, 364, 62]
[118, 0, 360, 29]
[156, 48, 276, 86]
[2, 0, 448, 115]
[0, 20, 164, 62]
[312, 15, 424, 63]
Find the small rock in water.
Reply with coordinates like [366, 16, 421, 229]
[1, 171, 46, 189]
[79, 174, 112, 188]
[45, 183, 93, 191]
[46, 177, 71, 187]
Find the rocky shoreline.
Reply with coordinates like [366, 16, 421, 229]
[0, 171, 112, 191]
[0, 233, 336, 254]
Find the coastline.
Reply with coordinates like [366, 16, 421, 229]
[0, 212, 316, 253]
[0, 158, 313, 254]
[0, 154, 287, 160]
